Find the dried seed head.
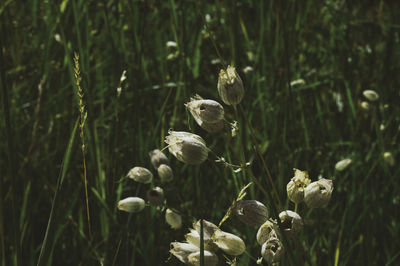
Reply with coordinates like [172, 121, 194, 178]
[363, 90, 379, 102]
[166, 208, 182, 229]
[185, 95, 225, 124]
[286, 169, 311, 204]
[117, 197, 145, 213]
[256, 220, 278, 245]
[304, 178, 334, 208]
[213, 229, 246, 256]
[165, 131, 208, 164]
[157, 164, 174, 183]
[188, 250, 219, 266]
[146, 186, 164, 206]
[127, 167, 153, 184]
[383, 152, 395, 166]
[217, 65, 244, 105]
[335, 158, 352, 171]
[279, 210, 303, 236]
[233, 200, 269, 226]
[149, 149, 170, 169]
[261, 237, 284, 264]
[169, 242, 198, 264]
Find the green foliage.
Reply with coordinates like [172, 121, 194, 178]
[1, 0, 399, 265]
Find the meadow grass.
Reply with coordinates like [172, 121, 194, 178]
[1, 0, 400, 265]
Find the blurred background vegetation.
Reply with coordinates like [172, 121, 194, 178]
[1, 0, 399, 265]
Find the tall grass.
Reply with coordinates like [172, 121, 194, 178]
[1, 0, 399, 265]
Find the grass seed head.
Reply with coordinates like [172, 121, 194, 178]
[217, 65, 244, 105]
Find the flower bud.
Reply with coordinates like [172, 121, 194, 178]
[286, 169, 311, 204]
[185, 95, 225, 124]
[256, 220, 278, 245]
[335, 158, 352, 171]
[166, 208, 182, 229]
[149, 149, 170, 169]
[169, 242, 198, 264]
[304, 178, 334, 208]
[199, 120, 224, 134]
[188, 250, 219, 266]
[233, 200, 269, 226]
[383, 152, 395, 166]
[212, 229, 246, 256]
[146, 186, 164, 206]
[217, 65, 244, 105]
[261, 237, 284, 264]
[157, 164, 174, 183]
[165, 131, 208, 164]
[117, 197, 145, 213]
[127, 167, 153, 184]
[279, 210, 303, 236]
[363, 90, 379, 102]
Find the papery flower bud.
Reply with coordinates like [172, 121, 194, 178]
[335, 158, 352, 171]
[157, 164, 174, 183]
[383, 152, 395, 166]
[146, 186, 164, 206]
[185, 95, 225, 124]
[127, 167, 153, 184]
[149, 149, 170, 169]
[217, 65, 244, 105]
[193, 219, 218, 241]
[117, 197, 145, 213]
[363, 90, 379, 102]
[166, 208, 182, 229]
[233, 200, 269, 226]
[213, 229, 246, 256]
[169, 242, 199, 264]
[304, 178, 334, 208]
[165, 131, 208, 164]
[279, 210, 303, 236]
[360, 101, 370, 111]
[261, 237, 284, 264]
[188, 250, 219, 266]
[256, 220, 278, 245]
[286, 169, 311, 204]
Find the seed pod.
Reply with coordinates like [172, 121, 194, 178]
[127, 167, 153, 184]
[261, 237, 284, 264]
[363, 90, 379, 102]
[213, 229, 246, 256]
[166, 208, 182, 229]
[286, 169, 311, 204]
[188, 250, 219, 266]
[217, 65, 244, 105]
[157, 164, 174, 183]
[233, 200, 269, 226]
[383, 152, 395, 166]
[279, 210, 303, 236]
[117, 197, 145, 213]
[335, 158, 352, 171]
[256, 220, 278, 245]
[185, 95, 225, 124]
[146, 186, 164, 206]
[304, 178, 334, 208]
[198, 119, 224, 134]
[165, 131, 208, 165]
[169, 242, 199, 264]
[149, 149, 170, 169]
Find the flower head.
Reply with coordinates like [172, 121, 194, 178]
[304, 178, 334, 208]
[233, 200, 269, 226]
[127, 167, 153, 184]
[286, 169, 311, 204]
[117, 197, 145, 213]
[166, 208, 182, 229]
[217, 65, 244, 105]
[165, 131, 208, 164]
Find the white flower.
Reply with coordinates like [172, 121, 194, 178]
[165, 131, 208, 164]
[117, 197, 145, 213]
[363, 90, 379, 102]
[279, 210, 303, 236]
[127, 167, 153, 184]
[217, 65, 244, 105]
[212, 229, 246, 256]
[335, 158, 352, 171]
[304, 179, 334, 208]
[166, 208, 182, 229]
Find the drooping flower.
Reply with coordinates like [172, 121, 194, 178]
[166, 208, 182, 229]
[261, 237, 284, 264]
[233, 200, 269, 226]
[157, 164, 174, 183]
[149, 149, 170, 169]
[279, 210, 303, 236]
[146, 186, 164, 206]
[127, 167, 153, 184]
[117, 197, 145, 213]
[217, 65, 244, 105]
[304, 178, 334, 208]
[286, 169, 311, 204]
[165, 131, 208, 164]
